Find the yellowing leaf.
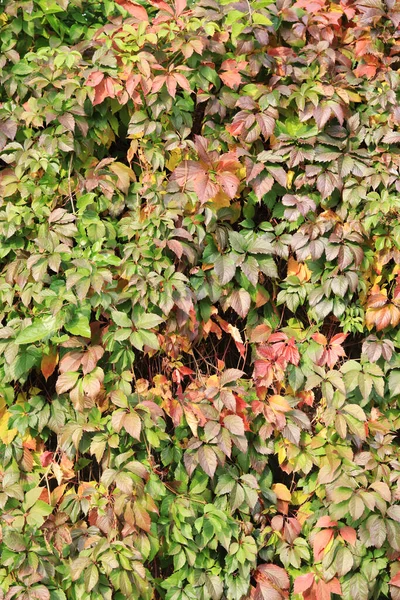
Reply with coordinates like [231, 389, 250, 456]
[269, 395, 291, 412]
[272, 483, 291, 502]
[287, 257, 311, 283]
[0, 411, 17, 445]
[166, 148, 182, 171]
[286, 170, 295, 189]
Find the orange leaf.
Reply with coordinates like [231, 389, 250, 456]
[115, 0, 149, 19]
[41, 347, 59, 381]
[339, 526, 357, 545]
[269, 395, 291, 412]
[272, 483, 291, 502]
[294, 572, 314, 594]
[313, 528, 334, 561]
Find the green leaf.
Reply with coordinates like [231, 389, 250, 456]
[16, 316, 58, 344]
[65, 311, 91, 337]
[389, 370, 400, 397]
[4, 531, 26, 552]
[205, 574, 223, 600]
[111, 310, 132, 328]
[135, 313, 165, 330]
[84, 563, 99, 592]
[252, 12, 272, 25]
[349, 573, 369, 600]
[214, 254, 236, 285]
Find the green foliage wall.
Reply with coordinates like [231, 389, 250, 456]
[1, 0, 400, 599]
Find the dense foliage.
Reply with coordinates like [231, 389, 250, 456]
[1, 0, 400, 598]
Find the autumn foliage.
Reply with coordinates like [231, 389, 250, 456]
[1, 0, 400, 599]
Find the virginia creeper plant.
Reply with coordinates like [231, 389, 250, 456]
[1, 0, 400, 599]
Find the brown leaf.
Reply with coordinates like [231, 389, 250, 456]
[41, 347, 58, 380]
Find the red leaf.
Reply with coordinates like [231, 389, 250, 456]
[173, 72, 191, 91]
[41, 347, 58, 381]
[40, 451, 54, 467]
[166, 75, 177, 98]
[257, 564, 289, 589]
[316, 516, 337, 528]
[175, 0, 187, 15]
[86, 71, 104, 87]
[220, 70, 242, 89]
[294, 572, 314, 594]
[339, 526, 357, 545]
[313, 528, 334, 561]
[216, 171, 240, 199]
[390, 572, 400, 587]
[115, 0, 149, 19]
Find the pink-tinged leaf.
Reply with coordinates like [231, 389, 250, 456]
[81, 346, 104, 375]
[172, 160, 206, 186]
[316, 516, 337, 528]
[133, 503, 151, 532]
[152, 75, 167, 94]
[313, 528, 334, 561]
[56, 371, 79, 394]
[217, 171, 240, 199]
[294, 572, 314, 594]
[86, 71, 104, 87]
[115, 0, 149, 19]
[390, 572, 400, 587]
[40, 451, 54, 467]
[175, 0, 187, 15]
[257, 564, 289, 589]
[173, 72, 191, 91]
[194, 172, 219, 203]
[220, 70, 242, 89]
[369, 481, 391, 501]
[327, 578, 341, 595]
[223, 414, 244, 436]
[166, 75, 177, 98]
[339, 526, 357, 545]
[254, 582, 282, 600]
[198, 445, 217, 478]
[123, 411, 141, 440]
[230, 289, 251, 318]
[220, 368, 245, 386]
[93, 78, 116, 106]
[148, 0, 174, 14]
[167, 239, 183, 259]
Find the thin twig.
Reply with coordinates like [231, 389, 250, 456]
[68, 153, 76, 215]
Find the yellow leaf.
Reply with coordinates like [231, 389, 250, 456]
[208, 190, 231, 211]
[166, 148, 182, 172]
[273, 483, 292, 502]
[109, 161, 136, 194]
[269, 395, 291, 412]
[278, 446, 286, 465]
[347, 91, 362, 102]
[286, 170, 295, 189]
[287, 257, 311, 283]
[0, 411, 17, 445]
